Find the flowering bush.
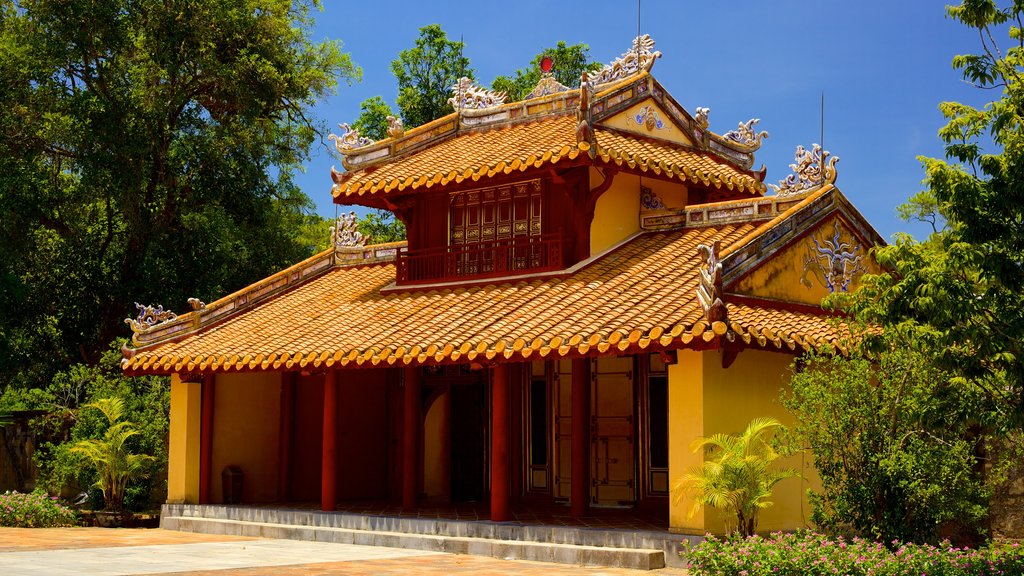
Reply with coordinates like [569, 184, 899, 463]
[0, 490, 78, 527]
[682, 531, 1024, 576]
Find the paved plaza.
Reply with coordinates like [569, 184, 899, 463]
[0, 528, 688, 575]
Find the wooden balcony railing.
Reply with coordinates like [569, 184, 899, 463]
[396, 233, 565, 285]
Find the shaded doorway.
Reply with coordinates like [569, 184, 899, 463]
[450, 380, 487, 502]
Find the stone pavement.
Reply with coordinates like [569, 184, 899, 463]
[0, 528, 689, 575]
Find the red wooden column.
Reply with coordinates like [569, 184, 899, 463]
[490, 363, 511, 522]
[321, 370, 339, 511]
[402, 365, 420, 510]
[277, 373, 296, 502]
[570, 358, 590, 518]
[199, 375, 215, 504]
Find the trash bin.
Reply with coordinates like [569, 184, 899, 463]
[222, 466, 243, 504]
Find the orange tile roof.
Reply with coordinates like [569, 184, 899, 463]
[593, 129, 766, 195]
[331, 115, 765, 201]
[332, 114, 584, 200]
[123, 225, 847, 375]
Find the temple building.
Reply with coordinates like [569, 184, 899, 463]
[122, 36, 881, 539]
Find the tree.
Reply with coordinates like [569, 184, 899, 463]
[391, 24, 472, 128]
[352, 96, 395, 142]
[70, 397, 154, 512]
[491, 41, 602, 102]
[842, 1, 1024, 426]
[678, 417, 798, 538]
[357, 210, 406, 244]
[0, 0, 359, 393]
[782, 329, 990, 544]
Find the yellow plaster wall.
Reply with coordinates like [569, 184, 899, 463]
[590, 171, 688, 255]
[732, 215, 880, 306]
[167, 375, 201, 504]
[210, 372, 282, 503]
[668, 350, 705, 531]
[591, 170, 641, 255]
[423, 390, 449, 499]
[668, 349, 818, 534]
[601, 100, 693, 146]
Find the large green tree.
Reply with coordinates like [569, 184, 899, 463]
[491, 41, 602, 102]
[783, 329, 990, 544]
[843, 0, 1024, 426]
[391, 24, 472, 128]
[0, 0, 357, 390]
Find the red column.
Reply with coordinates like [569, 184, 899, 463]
[277, 373, 295, 502]
[491, 364, 511, 522]
[199, 375, 215, 504]
[570, 358, 590, 518]
[402, 365, 420, 510]
[321, 370, 338, 511]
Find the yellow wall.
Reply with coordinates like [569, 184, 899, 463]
[590, 170, 640, 255]
[590, 171, 688, 255]
[210, 372, 282, 503]
[732, 215, 880, 305]
[167, 374, 202, 504]
[668, 348, 818, 534]
[423, 389, 449, 499]
[601, 99, 693, 146]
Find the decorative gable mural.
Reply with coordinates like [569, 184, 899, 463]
[599, 99, 694, 146]
[730, 215, 879, 307]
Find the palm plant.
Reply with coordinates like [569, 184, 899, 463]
[70, 398, 154, 512]
[679, 416, 799, 537]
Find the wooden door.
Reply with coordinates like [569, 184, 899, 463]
[591, 356, 635, 505]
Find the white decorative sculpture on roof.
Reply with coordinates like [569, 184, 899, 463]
[589, 34, 662, 86]
[769, 144, 838, 197]
[328, 123, 373, 152]
[447, 77, 508, 110]
[723, 118, 769, 148]
[331, 211, 370, 248]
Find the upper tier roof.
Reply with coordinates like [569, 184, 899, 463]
[328, 36, 770, 207]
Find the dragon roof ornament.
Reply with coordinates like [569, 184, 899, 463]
[386, 116, 404, 138]
[723, 118, 769, 148]
[448, 77, 508, 110]
[694, 107, 710, 130]
[328, 123, 373, 152]
[696, 240, 727, 325]
[526, 75, 571, 100]
[589, 34, 662, 86]
[331, 211, 370, 248]
[125, 303, 177, 333]
[768, 144, 838, 197]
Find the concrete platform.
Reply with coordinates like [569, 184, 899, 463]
[161, 504, 697, 570]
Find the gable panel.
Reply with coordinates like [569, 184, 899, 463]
[730, 215, 881, 307]
[600, 100, 693, 146]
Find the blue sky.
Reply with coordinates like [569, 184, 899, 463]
[297, 1, 992, 241]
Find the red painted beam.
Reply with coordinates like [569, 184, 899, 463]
[570, 358, 590, 518]
[199, 375, 215, 504]
[402, 366, 420, 510]
[491, 364, 511, 522]
[321, 370, 338, 512]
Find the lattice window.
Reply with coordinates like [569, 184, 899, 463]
[450, 179, 542, 245]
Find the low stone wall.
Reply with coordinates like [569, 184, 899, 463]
[0, 411, 41, 493]
[992, 447, 1024, 540]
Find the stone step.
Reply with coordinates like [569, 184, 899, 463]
[163, 504, 684, 552]
[162, 515, 667, 570]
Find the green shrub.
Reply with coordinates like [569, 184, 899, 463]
[682, 531, 1024, 576]
[0, 489, 78, 527]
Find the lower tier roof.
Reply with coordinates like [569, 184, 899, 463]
[122, 223, 849, 375]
